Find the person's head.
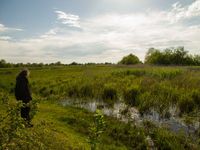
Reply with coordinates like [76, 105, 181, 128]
[18, 68, 30, 78]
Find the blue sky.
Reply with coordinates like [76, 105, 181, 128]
[0, 0, 200, 63]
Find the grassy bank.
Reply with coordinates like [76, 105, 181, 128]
[0, 65, 200, 149]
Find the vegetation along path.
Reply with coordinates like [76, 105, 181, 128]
[0, 65, 200, 149]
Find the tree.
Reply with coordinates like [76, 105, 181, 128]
[145, 47, 200, 66]
[145, 48, 163, 64]
[118, 54, 141, 65]
[0, 59, 7, 67]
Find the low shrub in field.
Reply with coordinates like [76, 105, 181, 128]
[179, 94, 195, 114]
[0, 99, 72, 150]
[67, 84, 79, 97]
[101, 84, 118, 102]
[136, 92, 153, 114]
[0, 101, 67, 150]
[123, 85, 140, 106]
[191, 89, 200, 108]
[107, 122, 147, 149]
[79, 84, 93, 98]
[143, 121, 199, 150]
[112, 69, 146, 77]
[125, 69, 146, 77]
[88, 110, 105, 150]
[150, 69, 183, 79]
[150, 128, 197, 150]
[39, 86, 50, 97]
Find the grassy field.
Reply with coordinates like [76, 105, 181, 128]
[0, 65, 200, 149]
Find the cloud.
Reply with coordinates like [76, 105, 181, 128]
[1, 1, 200, 63]
[55, 11, 81, 28]
[0, 23, 23, 32]
[0, 36, 12, 40]
[167, 0, 200, 23]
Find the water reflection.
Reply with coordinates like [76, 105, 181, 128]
[60, 99, 199, 135]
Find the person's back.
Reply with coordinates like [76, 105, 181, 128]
[15, 69, 33, 127]
[15, 72, 32, 103]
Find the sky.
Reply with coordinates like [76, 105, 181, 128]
[0, 0, 200, 63]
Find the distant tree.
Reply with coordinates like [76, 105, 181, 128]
[85, 63, 96, 65]
[55, 61, 61, 66]
[0, 59, 7, 68]
[118, 54, 141, 65]
[104, 62, 112, 65]
[70, 62, 79, 65]
[145, 47, 200, 66]
[0, 59, 13, 68]
[193, 55, 200, 65]
[145, 48, 163, 64]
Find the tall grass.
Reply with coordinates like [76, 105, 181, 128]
[0, 65, 200, 149]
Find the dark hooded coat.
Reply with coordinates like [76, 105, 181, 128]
[15, 74, 32, 103]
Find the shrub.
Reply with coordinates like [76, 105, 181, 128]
[0, 101, 68, 150]
[108, 122, 147, 149]
[125, 70, 146, 77]
[137, 92, 152, 114]
[88, 110, 105, 150]
[118, 54, 141, 65]
[102, 84, 117, 102]
[123, 85, 140, 106]
[79, 84, 93, 98]
[39, 87, 50, 97]
[67, 84, 79, 97]
[191, 90, 200, 108]
[179, 94, 195, 114]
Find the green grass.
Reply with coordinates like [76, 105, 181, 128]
[33, 102, 91, 149]
[0, 65, 200, 149]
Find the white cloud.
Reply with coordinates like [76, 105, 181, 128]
[167, 0, 200, 23]
[0, 36, 12, 40]
[55, 11, 81, 28]
[1, 1, 200, 63]
[0, 23, 23, 32]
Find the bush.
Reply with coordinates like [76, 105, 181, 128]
[179, 94, 195, 114]
[118, 54, 141, 65]
[145, 47, 200, 66]
[108, 122, 147, 149]
[79, 84, 93, 98]
[39, 87, 50, 97]
[88, 110, 105, 150]
[137, 92, 153, 114]
[102, 84, 118, 102]
[67, 84, 79, 97]
[0, 101, 68, 150]
[123, 85, 140, 106]
[191, 90, 200, 108]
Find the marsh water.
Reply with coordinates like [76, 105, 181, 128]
[60, 99, 199, 135]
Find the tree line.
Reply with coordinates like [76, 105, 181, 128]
[0, 60, 114, 68]
[118, 47, 200, 65]
[144, 47, 200, 65]
[1, 47, 200, 68]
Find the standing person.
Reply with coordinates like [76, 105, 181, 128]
[15, 68, 33, 127]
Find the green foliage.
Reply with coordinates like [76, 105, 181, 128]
[123, 85, 140, 106]
[67, 84, 79, 97]
[88, 109, 106, 150]
[118, 53, 141, 65]
[145, 47, 200, 65]
[143, 121, 199, 150]
[108, 122, 147, 149]
[191, 89, 200, 108]
[79, 83, 94, 98]
[0, 101, 67, 150]
[145, 48, 163, 64]
[0, 65, 200, 149]
[102, 84, 118, 102]
[179, 94, 196, 114]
